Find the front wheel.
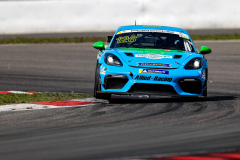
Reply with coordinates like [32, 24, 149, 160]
[94, 62, 111, 100]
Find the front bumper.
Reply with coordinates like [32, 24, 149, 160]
[99, 65, 207, 97]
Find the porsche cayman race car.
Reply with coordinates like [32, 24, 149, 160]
[93, 25, 211, 100]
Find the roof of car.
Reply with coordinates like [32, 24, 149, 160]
[116, 25, 189, 35]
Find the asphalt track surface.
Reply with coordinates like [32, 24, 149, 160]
[0, 41, 240, 160]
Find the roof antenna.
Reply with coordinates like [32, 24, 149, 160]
[135, 20, 136, 25]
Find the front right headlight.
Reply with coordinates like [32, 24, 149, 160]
[184, 58, 203, 69]
[104, 53, 123, 66]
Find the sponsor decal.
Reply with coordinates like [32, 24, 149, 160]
[129, 71, 133, 78]
[153, 76, 173, 82]
[162, 30, 175, 34]
[128, 59, 133, 62]
[137, 63, 171, 67]
[180, 33, 190, 40]
[116, 36, 137, 43]
[135, 75, 151, 80]
[100, 71, 106, 75]
[116, 29, 190, 40]
[139, 69, 169, 75]
[199, 69, 206, 79]
[174, 61, 180, 65]
[135, 54, 172, 59]
[131, 29, 157, 32]
[135, 75, 172, 82]
[116, 30, 132, 34]
[98, 51, 104, 58]
[100, 66, 107, 75]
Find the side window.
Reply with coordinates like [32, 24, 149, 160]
[184, 39, 195, 52]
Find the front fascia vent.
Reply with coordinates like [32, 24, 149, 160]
[174, 55, 182, 59]
[178, 79, 202, 94]
[125, 53, 134, 57]
[104, 74, 129, 89]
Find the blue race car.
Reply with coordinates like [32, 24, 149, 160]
[93, 25, 211, 100]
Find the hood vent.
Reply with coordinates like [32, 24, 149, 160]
[125, 53, 134, 57]
[174, 55, 182, 59]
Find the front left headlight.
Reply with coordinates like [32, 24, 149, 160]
[104, 53, 123, 66]
[184, 58, 203, 69]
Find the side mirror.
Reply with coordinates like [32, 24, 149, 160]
[200, 46, 212, 54]
[93, 42, 105, 51]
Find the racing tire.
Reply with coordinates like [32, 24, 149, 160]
[94, 62, 111, 100]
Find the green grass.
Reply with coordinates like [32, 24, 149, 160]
[0, 34, 240, 44]
[191, 34, 240, 40]
[0, 93, 93, 105]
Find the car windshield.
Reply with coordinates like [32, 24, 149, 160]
[110, 31, 195, 52]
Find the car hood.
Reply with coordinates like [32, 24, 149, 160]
[113, 48, 193, 69]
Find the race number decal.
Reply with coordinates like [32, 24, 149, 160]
[116, 36, 137, 43]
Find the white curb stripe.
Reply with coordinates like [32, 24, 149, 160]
[0, 102, 97, 112]
[0, 91, 42, 94]
[8, 91, 33, 94]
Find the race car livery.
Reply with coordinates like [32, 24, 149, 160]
[93, 25, 211, 100]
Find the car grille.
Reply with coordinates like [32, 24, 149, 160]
[128, 83, 178, 96]
[128, 65, 177, 69]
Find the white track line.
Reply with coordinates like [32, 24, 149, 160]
[8, 91, 32, 94]
[0, 99, 100, 112]
[0, 103, 97, 112]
